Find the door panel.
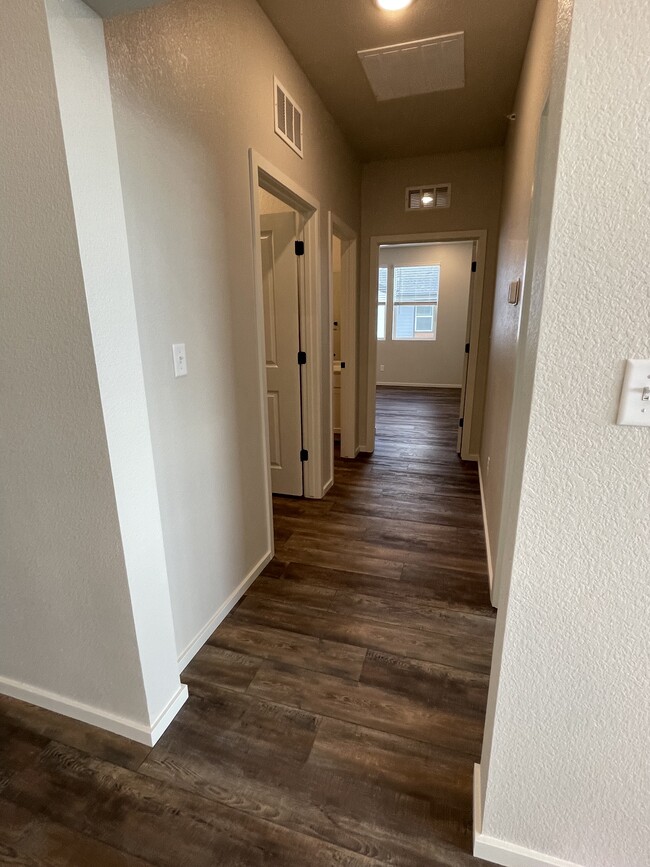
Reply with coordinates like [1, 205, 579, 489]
[260, 213, 303, 496]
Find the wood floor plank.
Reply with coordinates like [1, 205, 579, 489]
[208, 618, 367, 680]
[4, 741, 377, 867]
[0, 695, 150, 772]
[247, 661, 485, 756]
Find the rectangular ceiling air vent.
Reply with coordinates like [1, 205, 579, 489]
[406, 184, 451, 211]
[358, 32, 465, 102]
[274, 77, 303, 158]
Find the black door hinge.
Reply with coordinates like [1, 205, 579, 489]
[297, 351, 307, 365]
[471, 261, 477, 273]
[300, 448, 309, 462]
[465, 343, 470, 354]
[295, 240, 305, 256]
[459, 418, 464, 428]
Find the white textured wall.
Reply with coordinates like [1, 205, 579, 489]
[360, 149, 504, 454]
[377, 242, 473, 386]
[0, 0, 148, 723]
[104, 0, 360, 662]
[45, 0, 182, 725]
[480, 0, 558, 580]
[480, 0, 650, 863]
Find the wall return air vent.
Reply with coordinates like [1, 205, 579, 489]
[274, 77, 303, 158]
[406, 184, 451, 211]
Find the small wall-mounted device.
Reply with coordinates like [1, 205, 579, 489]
[617, 359, 650, 426]
[172, 343, 188, 378]
[507, 278, 521, 305]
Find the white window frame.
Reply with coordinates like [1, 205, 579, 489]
[377, 266, 388, 340]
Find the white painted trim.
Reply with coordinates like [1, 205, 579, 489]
[176, 549, 273, 673]
[249, 150, 323, 501]
[377, 381, 462, 388]
[0, 675, 188, 747]
[478, 461, 495, 604]
[466, 453, 479, 462]
[322, 476, 334, 496]
[473, 765, 584, 867]
[366, 230, 488, 460]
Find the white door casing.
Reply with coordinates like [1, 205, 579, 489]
[260, 212, 303, 496]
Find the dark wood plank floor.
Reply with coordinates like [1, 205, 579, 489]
[0, 387, 495, 866]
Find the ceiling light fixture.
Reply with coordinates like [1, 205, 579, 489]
[420, 192, 434, 205]
[374, 0, 414, 11]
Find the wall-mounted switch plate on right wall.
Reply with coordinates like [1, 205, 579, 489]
[617, 359, 650, 426]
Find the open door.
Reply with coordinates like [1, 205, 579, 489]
[260, 211, 303, 496]
[457, 243, 477, 454]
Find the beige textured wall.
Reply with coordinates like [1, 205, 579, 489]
[360, 148, 504, 454]
[480, 0, 558, 575]
[0, 0, 149, 722]
[377, 242, 474, 387]
[105, 0, 360, 662]
[479, 0, 650, 862]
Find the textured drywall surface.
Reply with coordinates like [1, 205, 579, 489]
[480, 0, 558, 579]
[0, 0, 147, 721]
[377, 242, 473, 386]
[481, 0, 650, 863]
[360, 149, 504, 452]
[45, 0, 181, 722]
[104, 0, 361, 660]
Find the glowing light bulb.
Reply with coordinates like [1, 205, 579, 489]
[374, 0, 414, 11]
[421, 192, 434, 205]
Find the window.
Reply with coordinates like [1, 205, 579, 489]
[377, 267, 388, 340]
[392, 265, 439, 340]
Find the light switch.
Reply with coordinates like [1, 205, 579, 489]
[172, 343, 187, 378]
[617, 359, 650, 426]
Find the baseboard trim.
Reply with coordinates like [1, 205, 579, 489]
[473, 765, 584, 867]
[0, 675, 188, 747]
[477, 460, 495, 605]
[376, 381, 462, 388]
[322, 476, 334, 497]
[176, 549, 273, 673]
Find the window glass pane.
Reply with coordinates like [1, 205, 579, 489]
[378, 267, 388, 304]
[377, 304, 386, 340]
[415, 315, 433, 332]
[393, 305, 415, 339]
[393, 266, 440, 304]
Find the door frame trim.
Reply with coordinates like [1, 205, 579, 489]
[365, 229, 488, 460]
[328, 213, 358, 476]
[249, 150, 323, 512]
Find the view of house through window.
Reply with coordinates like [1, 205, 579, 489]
[377, 264, 440, 340]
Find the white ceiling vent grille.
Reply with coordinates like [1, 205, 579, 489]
[274, 77, 303, 158]
[358, 32, 465, 102]
[406, 184, 451, 211]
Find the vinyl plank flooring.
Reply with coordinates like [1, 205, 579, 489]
[1, 388, 494, 866]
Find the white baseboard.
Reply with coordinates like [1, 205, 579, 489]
[176, 549, 273, 673]
[474, 765, 584, 867]
[477, 460, 495, 605]
[0, 674, 188, 747]
[376, 381, 461, 388]
[466, 453, 479, 462]
[322, 476, 334, 496]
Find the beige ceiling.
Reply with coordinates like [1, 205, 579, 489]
[256, 0, 538, 161]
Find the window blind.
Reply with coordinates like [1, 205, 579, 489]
[393, 266, 440, 304]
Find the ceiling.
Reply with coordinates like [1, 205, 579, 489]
[256, 0, 538, 161]
[87, 0, 538, 162]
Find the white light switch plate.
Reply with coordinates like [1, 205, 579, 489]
[172, 343, 187, 378]
[617, 359, 650, 426]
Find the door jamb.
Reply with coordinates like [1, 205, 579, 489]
[365, 230, 488, 460]
[327, 213, 358, 481]
[249, 149, 323, 510]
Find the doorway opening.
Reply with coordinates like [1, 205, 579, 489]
[249, 150, 323, 536]
[365, 231, 487, 461]
[328, 213, 358, 487]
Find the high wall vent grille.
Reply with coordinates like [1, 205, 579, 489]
[274, 78, 303, 158]
[406, 184, 451, 211]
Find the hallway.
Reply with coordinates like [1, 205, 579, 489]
[0, 388, 495, 866]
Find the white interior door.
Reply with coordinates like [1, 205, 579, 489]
[260, 212, 303, 496]
[457, 244, 477, 453]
